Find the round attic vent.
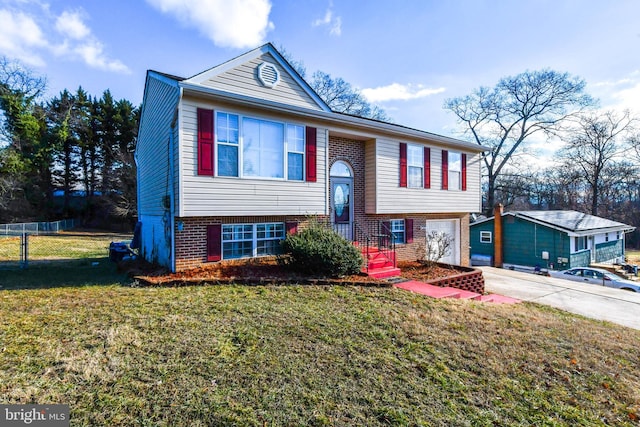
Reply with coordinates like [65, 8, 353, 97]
[257, 62, 280, 88]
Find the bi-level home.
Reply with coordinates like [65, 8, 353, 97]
[135, 43, 485, 273]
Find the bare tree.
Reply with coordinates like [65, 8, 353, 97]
[445, 69, 593, 214]
[559, 110, 638, 215]
[279, 46, 389, 121]
[417, 230, 453, 265]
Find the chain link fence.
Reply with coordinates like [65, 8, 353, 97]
[0, 229, 133, 270]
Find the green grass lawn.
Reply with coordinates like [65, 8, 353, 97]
[1, 269, 639, 425]
[0, 231, 131, 263]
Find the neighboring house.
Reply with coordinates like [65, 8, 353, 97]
[135, 43, 485, 273]
[470, 205, 635, 270]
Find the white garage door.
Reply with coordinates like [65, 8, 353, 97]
[425, 219, 460, 265]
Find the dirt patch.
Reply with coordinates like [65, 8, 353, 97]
[123, 257, 461, 287]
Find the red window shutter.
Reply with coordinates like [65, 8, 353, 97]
[461, 153, 467, 191]
[305, 127, 317, 182]
[399, 143, 407, 187]
[405, 218, 414, 243]
[441, 150, 449, 190]
[423, 147, 431, 189]
[206, 224, 222, 261]
[285, 221, 298, 235]
[197, 108, 214, 176]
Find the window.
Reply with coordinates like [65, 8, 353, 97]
[390, 219, 405, 244]
[215, 112, 304, 180]
[480, 231, 492, 243]
[407, 144, 423, 188]
[448, 151, 462, 190]
[287, 124, 305, 180]
[575, 236, 587, 251]
[222, 223, 285, 259]
[605, 233, 609, 242]
[216, 112, 239, 177]
[617, 231, 621, 240]
[256, 223, 285, 255]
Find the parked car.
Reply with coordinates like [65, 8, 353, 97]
[549, 267, 639, 292]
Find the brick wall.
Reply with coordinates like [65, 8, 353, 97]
[174, 215, 320, 271]
[328, 136, 471, 267]
[423, 263, 485, 294]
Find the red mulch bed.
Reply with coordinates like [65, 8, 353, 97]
[123, 257, 461, 287]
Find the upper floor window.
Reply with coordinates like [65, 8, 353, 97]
[441, 150, 466, 191]
[448, 151, 462, 190]
[215, 111, 305, 180]
[407, 144, 423, 188]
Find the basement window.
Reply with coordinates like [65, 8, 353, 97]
[480, 231, 492, 243]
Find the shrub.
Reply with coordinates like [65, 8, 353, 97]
[281, 222, 363, 277]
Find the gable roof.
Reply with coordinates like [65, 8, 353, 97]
[472, 210, 635, 235]
[183, 43, 331, 112]
[147, 43, 488, 153]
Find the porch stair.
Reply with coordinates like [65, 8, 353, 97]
[360, 246, 400, 279]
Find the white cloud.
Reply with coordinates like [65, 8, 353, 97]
[55, 10, 90, 40]
[361, 83, 446, 103]
[0, 9, 47, 66]
[146, 0, 274, 48]
[594, 71, 640, 115]
[0, 5, 129, 74]
[312, 6, 341, 36]
[51, 9, 131, 74]
[72, 40, 130, 74]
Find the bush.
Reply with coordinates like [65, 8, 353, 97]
[281, 223, 363, 277]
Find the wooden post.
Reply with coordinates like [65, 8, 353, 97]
[493, 204, 504, 268]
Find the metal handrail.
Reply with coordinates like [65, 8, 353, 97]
[328, 218, 397, 271]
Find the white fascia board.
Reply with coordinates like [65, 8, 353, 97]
[179, 83, 488, 153]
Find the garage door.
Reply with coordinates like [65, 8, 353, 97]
[425, 219, 460, 265]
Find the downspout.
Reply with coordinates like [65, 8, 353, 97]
[169, 108, 178, 272]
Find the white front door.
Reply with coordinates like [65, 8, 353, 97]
[425, 219, 460, 265]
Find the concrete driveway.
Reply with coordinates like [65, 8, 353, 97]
[480, 267, 640, 330]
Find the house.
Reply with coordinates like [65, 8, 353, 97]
[470, 205, 635, 270]
[135, 43, 485, 274]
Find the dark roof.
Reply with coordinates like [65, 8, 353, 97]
[514, 210, 632, 232]
[149, 70, 185, 81]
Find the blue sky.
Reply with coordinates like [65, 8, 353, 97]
[1, 0, 638, 140]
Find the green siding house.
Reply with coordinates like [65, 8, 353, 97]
[470, 209, 634, 270]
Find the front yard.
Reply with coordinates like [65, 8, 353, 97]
[1, 267, 639, 425]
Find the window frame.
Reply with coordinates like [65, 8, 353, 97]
[480, 231, 492, 243]
[390, 219, 406, 244]
[221, 222, 285, 259]
[448, 151, 462, 191]
[406, 144, 424, 188]
[575, 236, 588, 251]
[214, 110, 305, 181]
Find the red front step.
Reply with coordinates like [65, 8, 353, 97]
[366, 266, 402, 279]
[360, 246, 396, 271]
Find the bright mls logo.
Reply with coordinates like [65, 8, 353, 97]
[1, 405, 69, 426]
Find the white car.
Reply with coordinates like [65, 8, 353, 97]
[549, 267, 640, 292]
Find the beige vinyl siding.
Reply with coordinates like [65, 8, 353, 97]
[136, 74, 180, 216]
[199, 53, 323, 111]
[368, 139, 482, 214]
[178, 99, 327, 217]
[364, 140, 377, 213]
